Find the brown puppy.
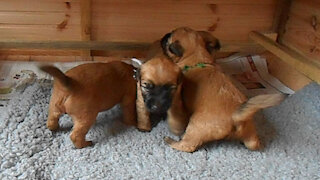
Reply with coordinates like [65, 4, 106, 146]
[160, 27, 286, 152]
[133, 57, 183, 132]
[40, 62, 136, 148]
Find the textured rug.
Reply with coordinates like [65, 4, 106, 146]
[0, 82, 319, 180]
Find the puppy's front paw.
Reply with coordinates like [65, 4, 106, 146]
[137, 127, 151, 133]
[244, 137, 262, 151]
[47, 121, 59, 131]
[137, 123, 152, 132]
[164, 137, 197, 153]
[74, 141, 93, 149]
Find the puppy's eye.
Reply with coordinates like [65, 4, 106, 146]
[142, 83, 154, 90]
[170, 85, 177, 90]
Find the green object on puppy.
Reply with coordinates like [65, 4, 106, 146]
[182, 63, 208, 72]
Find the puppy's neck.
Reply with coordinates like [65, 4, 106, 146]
[177, 47, 212, 68]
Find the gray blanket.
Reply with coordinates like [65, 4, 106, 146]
[0, 82, 319, 179]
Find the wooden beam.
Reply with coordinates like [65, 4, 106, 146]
[279, 0, 320, 64]
[249, 31, 320, 83]
[0, 40, 263, 53]
[80, 0, 92, 58]
[221, 41, 265, 53]
[272, 0, 290, 31]
[0, 55, 130, 62]
[0, 41, 150, 51]
[272, 0, 292, 43]
[261, 52, 311, 91]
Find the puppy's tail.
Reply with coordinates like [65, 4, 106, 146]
[232, 94, 286, 123]
[40, 65, 72, 91]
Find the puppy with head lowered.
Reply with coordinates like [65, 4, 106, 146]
[161, 27, 286, 152]
[40, 62, 136, 148]
[133, 57, 183, 133]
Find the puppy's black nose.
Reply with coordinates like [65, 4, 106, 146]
[151, 104, 158, 111]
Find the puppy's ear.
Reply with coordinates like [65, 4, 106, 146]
[131, 58, 144, 69]
[131, 58, 143, 81]
[160, 33, 171, 52]
[169, 41, 184, 57]
[197, 31, 221, 54]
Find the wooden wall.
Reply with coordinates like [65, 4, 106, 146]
[0, 0, 277, 58]
[280, 0, 320, 66]
[0, 0, 82, 57]
[0, 0, 80, 40]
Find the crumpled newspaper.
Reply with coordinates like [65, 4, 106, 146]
[216, 53, 294, 97]
[0, 70, 36, 95]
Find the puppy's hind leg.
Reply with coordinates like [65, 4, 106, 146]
[164, 120, 203, 153]
[47, 95, 64, 131]
[165, 114, 231, 153]
[47, 110, 62, 131]
[70, 113, 97, 148]
[164, 130, 201, 153]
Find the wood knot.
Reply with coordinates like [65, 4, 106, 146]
[65, 2, 71, 9]
[311, 15, 318, 31]
[84, 26, 91, 35]
[57, 14, 70, 31]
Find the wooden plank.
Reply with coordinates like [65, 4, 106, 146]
[261, 52, 311, 91]
[91, 2, 213, 41]
[220, 41, 265, 52]
[92, 50, 147, 59]
[92, 0, 276, 6]
[271, 0, 292, 33]
[0, 40, 150, 51]
[291, 0, 320, 16]
[93, 27, 273, 43]
[0, 0, 275, 12]
[281, 30, 320, 66]
[80, 0, 91, 57]
[0, 49, 82, 56]
[92, 2, 275, 42]
[0, 12, 80, 25]
[0, 40, 263, 53]
[0, 0, 276, 49]
[0, 0, 80, 12]
[284, 13, 318, 31]
[0, 25, 81, 40]
[0, 55, 30, 61]
[0, 55, 77, 62]
[213, 4, 275, 16]
[93, 3, 274, 16]
[0, 55, 125, 62]
[279, 0, 320, 64]
[249, 31, 320, 83]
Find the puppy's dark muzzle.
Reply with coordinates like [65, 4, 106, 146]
[142, 85, 173, 114]
[147, 101, 171, 114]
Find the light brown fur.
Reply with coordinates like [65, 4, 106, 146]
[41, 62, 137, 148]
[136, 57, 183, 132]
[161, 27, 286, 152]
